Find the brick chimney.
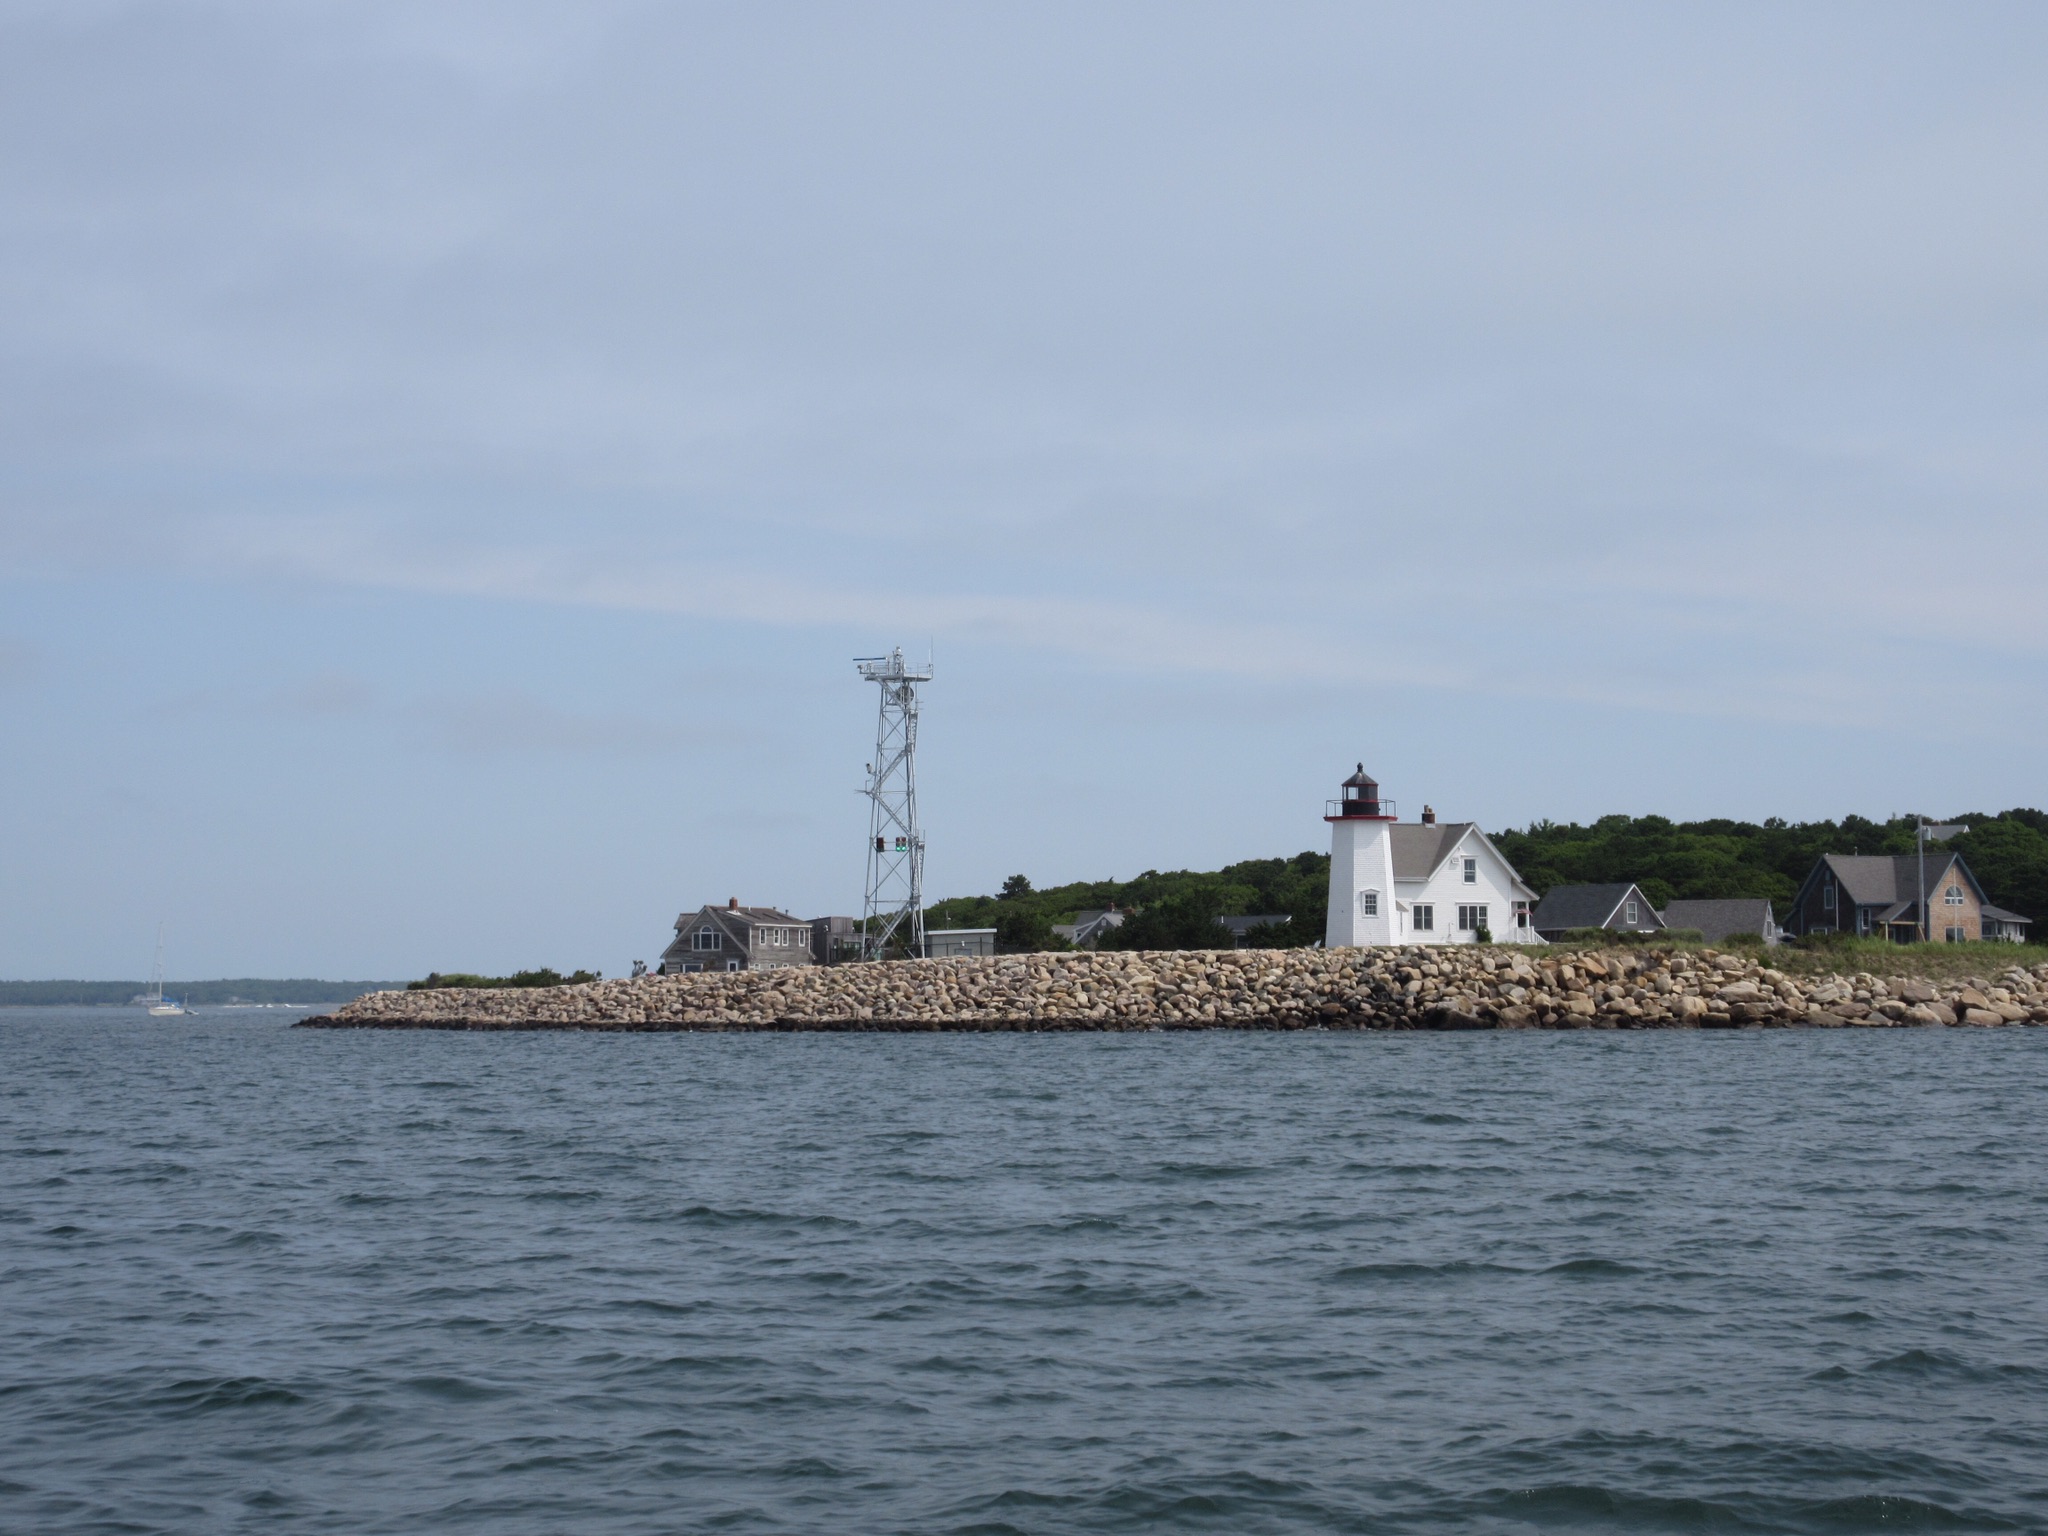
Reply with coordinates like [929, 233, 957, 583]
[728, 897, 739, 909]
[1421, 805, 1436, 825]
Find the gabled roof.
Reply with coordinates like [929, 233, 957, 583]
[1386, 821, 1537, 898]
[1531, 883, 1661, 931]
[1981, 904, 2033, 925]
[1390, 822, 1466, 879]
[1659, 899, 1775, 943]
[1813, 853, 1968, 909]
[674, 904, 807, 940]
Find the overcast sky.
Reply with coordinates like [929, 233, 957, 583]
[4, 2, 2045, 979]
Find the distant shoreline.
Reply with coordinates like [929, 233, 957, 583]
[0, 980, 405, 1008]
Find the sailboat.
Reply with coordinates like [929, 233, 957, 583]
[145, 924, 186, 1016]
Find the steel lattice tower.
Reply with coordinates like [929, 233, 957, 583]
[856, 648, 932, 960]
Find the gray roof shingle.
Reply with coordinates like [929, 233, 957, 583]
[1658, 899, 1776, 943]
[1531, 883, 1658, 932]
[1389, 823, 1469, 880]
[1818, 854, 1959, 908]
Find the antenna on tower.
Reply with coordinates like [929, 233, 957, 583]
[854, 647, 932, 961]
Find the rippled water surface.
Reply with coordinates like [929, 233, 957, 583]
[4, 1011, 2047, 1534]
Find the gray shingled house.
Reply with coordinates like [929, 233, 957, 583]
[1530, 882, 1666, 942]
[1785, 853, 2030, 943]
[1657, 898, 1783, 945]
[1052, 909, 1127, 947]
[659, 899, 817, 973]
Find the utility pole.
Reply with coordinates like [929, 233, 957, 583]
[856, 648, 931, 961]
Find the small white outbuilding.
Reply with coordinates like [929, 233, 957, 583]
[1323, 765, 1541, 947]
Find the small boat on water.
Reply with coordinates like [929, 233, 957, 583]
[144, 924, 185, 1016]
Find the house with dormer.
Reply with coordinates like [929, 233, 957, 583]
[1324, 766, 1542, 945]
[1784, 853, 2030, 944]
[658, 899, 818, 973]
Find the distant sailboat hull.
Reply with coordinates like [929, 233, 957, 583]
[143, 924, 185, 1015]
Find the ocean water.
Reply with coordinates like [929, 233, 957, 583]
[3, 1010, 2046, 1535]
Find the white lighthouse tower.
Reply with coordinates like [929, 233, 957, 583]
[1325, 764, 1398, 948]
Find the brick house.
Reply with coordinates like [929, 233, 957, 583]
[1784, 853, 2030, 944]
[659, 899, 817, 973]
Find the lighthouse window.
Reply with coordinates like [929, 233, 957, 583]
[1359, 890, 1378, 917]
[1463, 857, 1477, 884]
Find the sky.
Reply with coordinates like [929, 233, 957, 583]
[3, 1, 2045, 980]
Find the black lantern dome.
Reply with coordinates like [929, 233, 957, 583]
[1332, 763, 1395, 819]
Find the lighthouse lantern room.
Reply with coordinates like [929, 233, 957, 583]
[1330, 764, 1396, 821]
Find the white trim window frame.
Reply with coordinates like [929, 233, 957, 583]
[692, 925, 721, 951]
[1463, 857, 1478, 885]
[1358, 889, 1379, 917]
[1413, 903, 1434, 933]
[1457, 903, 1488, 933]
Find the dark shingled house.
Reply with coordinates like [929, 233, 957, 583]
[1784, 853, 2030, 943]
[1530, 882, 1666, 943]
[1658, 899, 1784, 946]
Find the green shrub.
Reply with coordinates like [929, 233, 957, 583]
[408, 968, 600, 991]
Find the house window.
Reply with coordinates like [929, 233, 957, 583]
[692, 925, 720, 951]
[1944, 926, 1965, 944]
[1856, 907, 1871, 936]
[726, 959, 743, 972]
[1822, 877, 1835, 911]
[1457, 904, 1488, 932]
[1945, 885, 1963, 906]
[1625, 900, 1639, 925]
[1358, 890, 1378, 917]
[1413, 904, 1434, 932]
[1463, 857, 1477, 884]
[679, 962, 703, 974]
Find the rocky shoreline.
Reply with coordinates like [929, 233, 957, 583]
[297, 945, 2048, 1032]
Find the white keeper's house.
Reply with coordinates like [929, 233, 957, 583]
[1324, 765, 1542, 946]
